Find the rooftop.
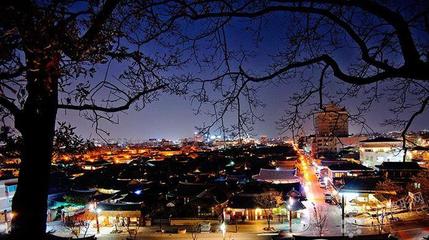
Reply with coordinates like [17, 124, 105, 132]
[252, 168, 300, 183]
[328, 163, 372, 171]
[376, 161, 423, 170]
[412, 146, 429, 151]
[360, 137, 401, 143]
[339, 177, 381, 193]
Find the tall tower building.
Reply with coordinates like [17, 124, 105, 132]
[312, 103, 349, 156]
[314, 103, 348, 137]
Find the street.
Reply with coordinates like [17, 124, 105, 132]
[295, 150, 429, 240]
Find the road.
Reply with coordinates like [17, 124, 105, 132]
[295, 151, 346, 236]
[98, 231, 273, 240]
[295, 149, 429, 239]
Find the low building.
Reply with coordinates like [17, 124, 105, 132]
[275, 157, 297, 169]
[359, 137, 406, 168]
[226, 183, 303, 221]
[252, 168, 300, 184]
[96, 202, 143, 227]
[327, 163, 373, 187]
[0, 178, 17, 212]
[376, 162, 423, 181]
[410, 146, 429, 167]
[338, 177, 396, 215]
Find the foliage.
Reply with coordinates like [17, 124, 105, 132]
[63, 194, 91, 205]
[64, 217, 91, 238]
[0, 122, 93, 159]
[0, 126, 22, 158]
[53, 122, 95, 156]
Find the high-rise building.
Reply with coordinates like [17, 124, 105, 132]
[314, 103, 348, 137]
[312, 103, 349, 156]
[259, 135, 268, 145]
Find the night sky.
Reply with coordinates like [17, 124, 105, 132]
[58, 3, 429, 141]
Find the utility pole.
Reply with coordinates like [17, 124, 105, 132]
[341, 194, 345, 236]
[95, 211, 100, 234]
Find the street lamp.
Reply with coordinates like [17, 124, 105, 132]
[220, 222, 226, 240]
[288, 198, 294, 233]
[323, 176, 329, 187]
[95, 208, 101, 234]
[340, 193, 345, 236]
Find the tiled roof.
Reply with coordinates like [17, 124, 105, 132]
[339, 177, 382, 193]
[252, 168, 300, 183]
[377, 161, 422, 170]
[98, 202, 142, 211]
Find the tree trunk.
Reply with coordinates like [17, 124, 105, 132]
[11, 52, 59, 239]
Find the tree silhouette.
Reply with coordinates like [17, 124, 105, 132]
[0, 1, 192, 238]
[312, 204, 328, 237]
[1, 1, 429, 238]
[177, 0, 429, 150]
[255, 191, 282, 230]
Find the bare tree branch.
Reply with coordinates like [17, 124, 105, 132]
[58, 84, 166, 112]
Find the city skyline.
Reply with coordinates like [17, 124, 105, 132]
[59, 93, 429, 140]
[1, 1, 429, 239]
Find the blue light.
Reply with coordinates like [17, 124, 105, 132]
[134, 190, 142, 195]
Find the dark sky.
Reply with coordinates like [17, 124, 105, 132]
[59, 87, 429, 141]
[58, 3, 429, 141]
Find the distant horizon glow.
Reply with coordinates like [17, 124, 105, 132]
[58, 92, 429, 141]
[57, 2, 429, 141]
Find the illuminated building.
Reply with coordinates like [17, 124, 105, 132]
[252, 168, 300, 184]
[312, 103, 349, 156]
[314, 103, 348, 137]
[359, 137, 407, 168]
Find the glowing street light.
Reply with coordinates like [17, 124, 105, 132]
[89, 202, 101, 234]
[323, 176, 329, 186]
[88, 203, 95, 212]
[288, 198, 295, 232]
[220, 222, 226, 240]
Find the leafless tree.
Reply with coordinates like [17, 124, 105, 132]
[407, 170, 429, 201]
[312, 204, 328, 237]
[64, 217, 91, 239]
[0, 1, 206, 238]
[255, 191, 282, 230]
[175, 0, 429, 152]
[125, 217, 140, 240]
[2, 1, 429, 238]
[376, 179, 402, 218]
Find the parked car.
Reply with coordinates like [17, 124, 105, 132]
[199, 222, 211, 232]
[346, 210, 358, 217]
[324, 193, 332, 203]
